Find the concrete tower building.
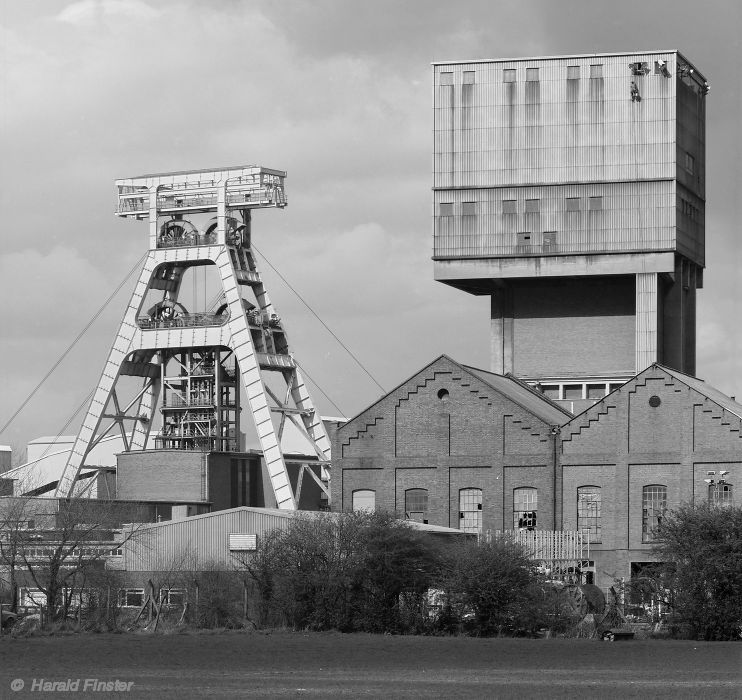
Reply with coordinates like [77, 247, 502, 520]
[432, 51, 707, 410]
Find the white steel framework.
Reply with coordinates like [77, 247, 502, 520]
[54, 166, 331, 508]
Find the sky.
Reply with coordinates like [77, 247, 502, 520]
[1, 0, 740, 456]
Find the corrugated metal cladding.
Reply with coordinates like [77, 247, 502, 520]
[123, 509, 296, 571]
[433, 181, 676, 259]
[433, 53, 678, 189]
[432, 51, 706, 269]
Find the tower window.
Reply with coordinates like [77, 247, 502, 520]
[462, 201, 477, 216]
[503, 69, 516, 83]
[540, 384, 560, 400]
[405, 488, 429, 524]
[589, 196, 603, 211]
[543, 231, 557, 251]
[587, 384, 606, 400]
[567, 65, 580, 80]
[684, 152, 695, 174]
[439, 72, 454, 86]
[526, 67, 539, 82]
[503, 199, 517, 214]
[514, 487, 537, 530]
[566, 197, 580, 211]
[463, 71, 475, 85]
[563, 384, 583, 400]
[439, 202, 454, 217]
[590, 64, 603, 79]
[525, 198, 540, 213]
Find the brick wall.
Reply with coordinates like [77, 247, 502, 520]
[117, 451, 206, 502]
[334, 356, 557, 532]
[509, 277, 635, 377]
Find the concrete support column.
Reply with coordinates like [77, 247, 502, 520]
[635, 272, 658, 372]
[491, 286, 514, 375]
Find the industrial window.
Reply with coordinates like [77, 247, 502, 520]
[590, 64, 603, 79]
[684, 152, 695, 174]
[503, 199, 517, 214]
[439, 71, 454, 86]
[514, 487, 537, 530]
[709, 482, 733, 507]
[462, 71, 475, 85]
[526, 67, 539, 82]
[462, 201, 477, 216]
[563, 384, 582, 400]
[577, 486, 602, 541]
[566, 197, 580, 211]
[118, 589, 145, 608]
[503, 68, 516, 83]
[542, 231, 557, 251]
[609, 383, 624, 392]
[439, 202, 454, 217]
[459, 488, 483, 534]
[642, 485, 667, 542]
[516, 232, 532, 248]
[567, 65, 580, 80]
[405, 488, 429, 524]
[540, 384, 560, 400]
[160, 589, 185, 606]
[589, 196, 603, 211]
[525, 198, 540, 213]
[352, 489, 376, 512]
[228, 533, 258, 551]
[586, 384, 606, 400]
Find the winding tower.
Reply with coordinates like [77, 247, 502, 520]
[433, 51, 707, 412]
[54, 166, 330, 508]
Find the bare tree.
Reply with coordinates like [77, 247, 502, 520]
[11, 498, 144, 624]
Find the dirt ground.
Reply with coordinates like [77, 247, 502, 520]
[0, 631, 740, 698]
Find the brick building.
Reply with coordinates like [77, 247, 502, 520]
[333, 358, 742, 591]
[332, 355, 571, 532]
[560, 363, 742, 588]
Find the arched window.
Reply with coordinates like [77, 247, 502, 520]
[642, 485, 667, 542]
[513, 487, 537, 530]
[459, 488, 483, 534]
[577, 486, 601, 541]
[709, 482, 733, 507]
[405, 488, 429, 524]
[352, 489, 376, 512]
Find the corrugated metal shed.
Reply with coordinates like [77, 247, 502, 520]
[120, 506, 467, 572]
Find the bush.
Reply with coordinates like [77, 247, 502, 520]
[240, 512, 441, 633]
[436, 536, 541, 636]
[654, 502, 742, 640]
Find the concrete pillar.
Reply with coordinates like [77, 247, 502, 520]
[490, 287, 514, 374]
[635, 272, 658, 372]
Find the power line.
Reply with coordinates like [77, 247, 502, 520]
[252, 244, 387, 396]
[0, 253, 147, 437]
[293, 358, 346, 418]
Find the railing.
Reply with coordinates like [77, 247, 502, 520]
[157, 232, 217, 249]
[257, 352, 295, 369]
[153, 436, 240, 452]
[137, 313, 228, 330]
[163, 397, 215, 409]
[491, 530, 588, 563]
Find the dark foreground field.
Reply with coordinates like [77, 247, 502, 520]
[1, 631, 740, 698]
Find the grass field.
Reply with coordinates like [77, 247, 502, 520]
[0, 631, 740, 698]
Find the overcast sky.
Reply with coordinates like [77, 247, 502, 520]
[1, 0, 740, 454]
